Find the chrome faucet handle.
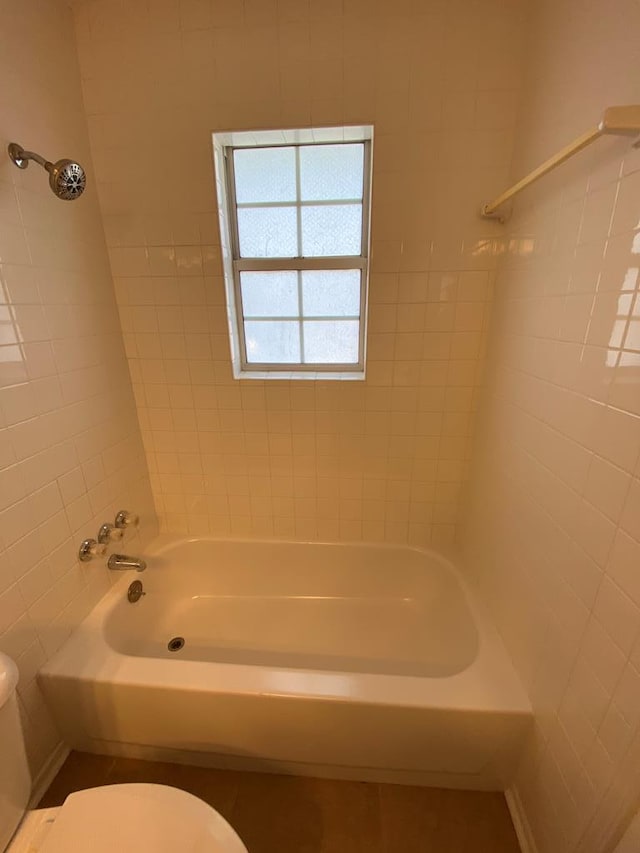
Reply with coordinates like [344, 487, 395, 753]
[114, 510, 139, 530]
[78, 538, 107, 562]
[98, 522, 124, 545]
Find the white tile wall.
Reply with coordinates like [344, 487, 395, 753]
[72, 0, 528, 546]
[461, 0, 640, 850]
[0, 0, 156, 777]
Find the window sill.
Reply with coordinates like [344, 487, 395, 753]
[234, 369, 365, 381]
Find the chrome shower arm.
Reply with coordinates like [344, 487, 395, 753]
[8, 143, 50, 170]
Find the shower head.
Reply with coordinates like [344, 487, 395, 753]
[8, 142, 86, 201]
[46, 159, 86, 201]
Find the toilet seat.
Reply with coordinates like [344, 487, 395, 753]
[32, 783, 247, 853]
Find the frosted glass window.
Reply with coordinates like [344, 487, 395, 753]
[303, 321, 359, 363]
[241, 271, 299, 317]
[237, 206, 297, 258]
[302, 270, 360, 316]
[215, 127, 372, 375]
[233, 147, 296, 203]
[300, 144, 364, 201]
[301, 205, 362, 257]
[244, 321, 300, 363]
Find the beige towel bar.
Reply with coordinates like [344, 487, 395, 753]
[480, 104, 640, 223]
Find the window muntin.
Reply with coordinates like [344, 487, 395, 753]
[215, 129, 372, 377]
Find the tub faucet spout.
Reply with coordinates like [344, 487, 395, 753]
[107, 553, 147, 572]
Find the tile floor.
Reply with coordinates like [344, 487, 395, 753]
[39, 751, 521, 852]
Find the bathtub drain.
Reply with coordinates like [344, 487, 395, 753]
[167, 636, 185, 652]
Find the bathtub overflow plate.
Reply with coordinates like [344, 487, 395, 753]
[168, 636, 185, 652]
[127, 580, 145, 603]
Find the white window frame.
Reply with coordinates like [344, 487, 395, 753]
[212, 126, 373, 380]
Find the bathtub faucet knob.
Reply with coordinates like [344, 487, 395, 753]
[97, 522, 124, 545]
[78, 538, 107, 563]
[114, 510, 139, 530]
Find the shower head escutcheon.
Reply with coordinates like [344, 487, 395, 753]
[8, 142, 86, 201]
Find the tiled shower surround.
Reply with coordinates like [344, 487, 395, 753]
[461, 0, 640, 850]
[0, 1, 156, 776]
[1, 0, 639, 851]
[73, 0, 527, 546]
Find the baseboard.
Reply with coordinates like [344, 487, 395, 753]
[506, 786, 538, 853]
[28, 741, 70, 808]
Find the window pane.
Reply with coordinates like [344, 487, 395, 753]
[237, 206, 297, 257]
[301, 270, 360, 317]
[301, 205, 362, 257]
[303, 320, 359, 364]
[300, 144, 364, 201]
[244, 320, 300, 363]
[241, 271, 299, 318]
[233, 147, 296, 203]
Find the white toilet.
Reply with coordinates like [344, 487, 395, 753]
[0, 652, 248, 852]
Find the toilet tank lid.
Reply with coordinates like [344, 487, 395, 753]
[0, 652, 19, 708]
[39, 783, 248, 853]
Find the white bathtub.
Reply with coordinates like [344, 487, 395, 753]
[39, 537, 531, 789]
